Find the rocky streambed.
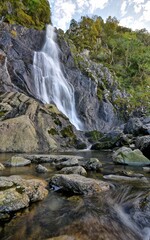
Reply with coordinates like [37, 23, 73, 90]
[0, 150, 150, 240]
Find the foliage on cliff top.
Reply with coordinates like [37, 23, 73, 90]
[0, 0, 51, 29]
[66, 16, 150, 116]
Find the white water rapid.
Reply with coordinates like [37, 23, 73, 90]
[33, 24, 82, 130]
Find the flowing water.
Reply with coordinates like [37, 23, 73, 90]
[0, 151, 150, 240]
[33, 24, 82, 130]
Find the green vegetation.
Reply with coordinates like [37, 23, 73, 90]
[85, 130, 103, 143]
[0, 0, 51, 29]
[66, 16, 150, 116]
[0, 111, 6, 117]
[48, 128, 58, 136]
[60, 125, 75, 138]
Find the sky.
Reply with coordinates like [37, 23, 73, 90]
[49, 0, 150, 32]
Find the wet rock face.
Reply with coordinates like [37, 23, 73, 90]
[0, 23, 45, 96]
[0, 49, 15, 92]
[55, 33, 121, 132]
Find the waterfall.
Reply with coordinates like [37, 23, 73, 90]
[33, 24, 83, 130]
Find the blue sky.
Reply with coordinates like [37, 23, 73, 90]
[50, 0, 150, 32]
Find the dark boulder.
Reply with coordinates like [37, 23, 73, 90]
[91, 130, 123, 150]
[124, 117, 148, 136]
[136, 135, 150, 159]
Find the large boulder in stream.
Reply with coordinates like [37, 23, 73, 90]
[50, 174, 109, 195]
[0, 175, 48, 221]
[60, 166, 87, 176]
[113, 147, 150, 166]
[5, 156, 31, 167]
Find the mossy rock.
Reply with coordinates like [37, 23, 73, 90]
[54, 118, 62, 126]
[91, 141, 114, 150]
[113, 147, 150, 166]
[60, 125, 75, 138]
[0, 0, 51, 30]
[75, 139, 87, 149]
[85, 130, 103, 143]
[48, 128, 58, 136]
[0, 111, 6, 117]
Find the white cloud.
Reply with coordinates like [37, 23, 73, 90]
[51, 0, 109, 30]
[127, 0, 144, 4]
[52, 0, 76, 30]
[120, 16, 146, 31]
[121, 1, 127, 16]
[76, 0, 86, 8]
[50, 0, 150, 32]
[134, 4, 142, 13]
[142, 1, 150, 21]
[88, 0, 109, 12]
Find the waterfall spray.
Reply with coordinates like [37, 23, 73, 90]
[33, 7, 82, 130]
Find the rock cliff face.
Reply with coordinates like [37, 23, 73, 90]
[0, 22, 125, 151]
[0, 92, 84, 152]
[0, 23, 149, 156]
[0, 23, 45, 95]
[56, 31, 125, 132]
[0, 23, 122, 132]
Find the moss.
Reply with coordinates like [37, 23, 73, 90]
[60, 125, 75, 138]
[0, 111, 6, 117]
[10, 29, 17, 37]
[48, 128, 58, 136]
[0, 0, 51, 30]
[54, 118, 62, 126]
[91, 141, 114, 150]
[85, 130, 103, 143]
[97, 87, 103, 101]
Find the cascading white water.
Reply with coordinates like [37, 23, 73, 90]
[33, 21, 82, 130]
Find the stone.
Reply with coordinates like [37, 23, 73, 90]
[0, 115, 39, 152]
[143, 167, 150, 173]
[5, 156, 31, 167]
[0, 175, 48, 220]
[36, 164, 48, 173]
[0, 163, 5, 170]
[0, 92, 86, 152]
[80, 158, 102, 171]
[24, 154, 83, 163]
[91, 130, 123, 150]
[103, 174, 148, 183]
[136, 135, 150, 159]
[112, 147, 150, 166]
[60, 166, 87, 176]
[124, 118, 144, 136]
[0, 49, 14, 92]
[46, 236, 77, 240]
[116, 170, 144, 178]
[55, 158, 79, 170]
[0, 188, 30, 212]
[50, 174, 109, 195]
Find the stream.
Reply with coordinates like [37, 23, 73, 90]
[0, 151, 150, 240]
